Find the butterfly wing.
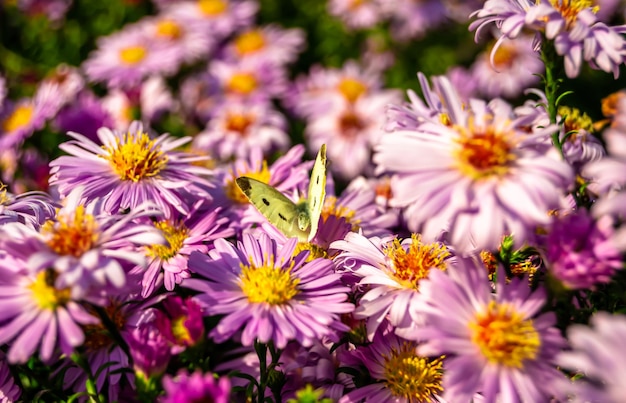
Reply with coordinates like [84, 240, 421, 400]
[306, 144, 327, 241]
[236, 177, 309, 241]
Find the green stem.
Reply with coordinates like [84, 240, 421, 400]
[540, 44, 564, 157]
[255, 341, 268, 403]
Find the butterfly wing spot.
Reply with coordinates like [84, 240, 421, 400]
[278, 213, 287, 221]
[262, 198, 270, 206]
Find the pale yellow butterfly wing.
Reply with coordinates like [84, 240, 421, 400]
[236, 177, 309, 241]
[306, 144, 327, 242]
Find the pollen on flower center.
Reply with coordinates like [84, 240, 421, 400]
[382, 342, 445, 401]
[469, 300, 541, 367]
[226, 72, 258, 95]
[240, 260, 300, 304]
[29, 269, 71, 311]
[337, 78, 367, 103]
[492, 42, 517, 68]
[102, 131, 168, 182]
[156, 19, 182, 40]
[0, 183, 8, 205]
[558, 105, 594, 142]
[550, 0, 599, 26]
[294, 242, 328, 262]
[146, 220, 188, 261]
[119, 45, 148, 65]
[43, 205, 99, 257]
[199, 0, 227, 16]
[2, 104, 34, 133]
[225, 112, 255, 134]
[384, 235, 450, 290]
[225, 161, 271, 204]
[322, 196, 359, 230]
[454, 125, 516, 180]
[235, 30, 266, 55]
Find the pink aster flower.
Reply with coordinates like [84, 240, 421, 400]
[557, 312, 626, 403]
[167, 0, 258, 40]
[470, 0, 626, 78]
[192, 98, 290, 161]
[137, 203, 235, 297]
[208, 58, 288, 101]
[0, 186, 56, 229]
[0, 248, 100, 363]
[184, 233, 354, 349]
[328, 0, 389, 30]
[162, 369, 231, 403]
[0, 353, 21, 402]
[407, 257, 569, 402]
[0, 82, 62, 150]
[339, 323, 445, 403]
[544, 210, 622, 290]
[41, 64, 85, 108]
[223, 25, 306, 66]
[375, 74, 574, 254]
[83, 25, 179, 88]
[332, 232, 450, 339]
[382, 0, 448, 41]
[49, 121, 214, 219]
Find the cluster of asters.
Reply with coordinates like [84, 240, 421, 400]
[2, 0, 626, 402]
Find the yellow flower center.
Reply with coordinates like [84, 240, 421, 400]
[172, 315, 194, 345]
[294, 242, 328, 262]
[549, 0, 599, 27]
[43, 206, 99, 257]
[155, 19, 182, 40]
[102, 131, 168, 182]
[224, 161, 271, 204]
[226, 72, 258, 95]
[469, 300, 540, 367]
[322, 196, 359, 230]
[337, 78, 367, 103]
[491, 42, 517, 69]
[146, 220, 188, 261]
[453, 122, 517, 180]
[29, 269, 71, 311]
[382, 342, 445, 401]
[234, 30, 266, 56]
[199, 0, 227, 16]
[2, 104, 34, 133]
[558, 105, 594, 142]
[239, 259, 300, 304]
[225, 112, 255, 135]
[384, 234, 450, 290]
[119, 45, 148, 65]
[83, 301, 126, 351]
[0, 183, 8, 205]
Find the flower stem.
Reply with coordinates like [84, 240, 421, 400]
[540, 42, 564, 157]
[255, 341, 268, 403]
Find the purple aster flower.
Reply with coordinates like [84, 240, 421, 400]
[167, 0, 259, 40]
[126, 322, 172, 381]
[332, 232, 450, 339]
[137, 203, 234, 297]
[0, 191, 165, 300]
[223, 25, 305, 66]
[544, 210, 622, 290]
[193, 98, 290, 161]
[184, 233, 354, 348]
[557, 312, 626, 403]
[41, 64, 85, 108]
[0, 352, 21, 402]
[54, 90, 114, 142]
[161, 369, 231, 403]
[0, 246, 99, 363]
[83, 25, 179, 88]
[16, 0, 71, 23]
[382, 0, 448, 41]
[407, 257, 569, 402]
[0, 186, 56, 229]
[470, 0, 626, 78]
[49, 121, 214, 219]
[328, 0, 389, 30]
[0, 82, 62, 150]
[375, 73, 574, 254]
[470, 35, 543, 99]
[155, 296, 204, 354]
[208, 57, 288, 101]
[339, 324, 445, 403]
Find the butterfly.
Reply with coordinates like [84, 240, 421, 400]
[236, 144, 327, 242]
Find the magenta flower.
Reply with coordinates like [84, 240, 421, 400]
[470, 0, 626, 78]
[155, 296, 204, 354]
[49, 121, 214, 219]
[126, 322, 172, 381]
[184, 233, 354, 348]
[557, 312, 626, 403]
[545, 211, 622, 289]
[375, 74, 574, 254]
[161, 369, 231, 403]
[407, 257, 568, 402]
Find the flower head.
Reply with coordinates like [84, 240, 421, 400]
[162, 369, 231, 403]
[0, 186, 56, 229]
[184, 233, 354, 348]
